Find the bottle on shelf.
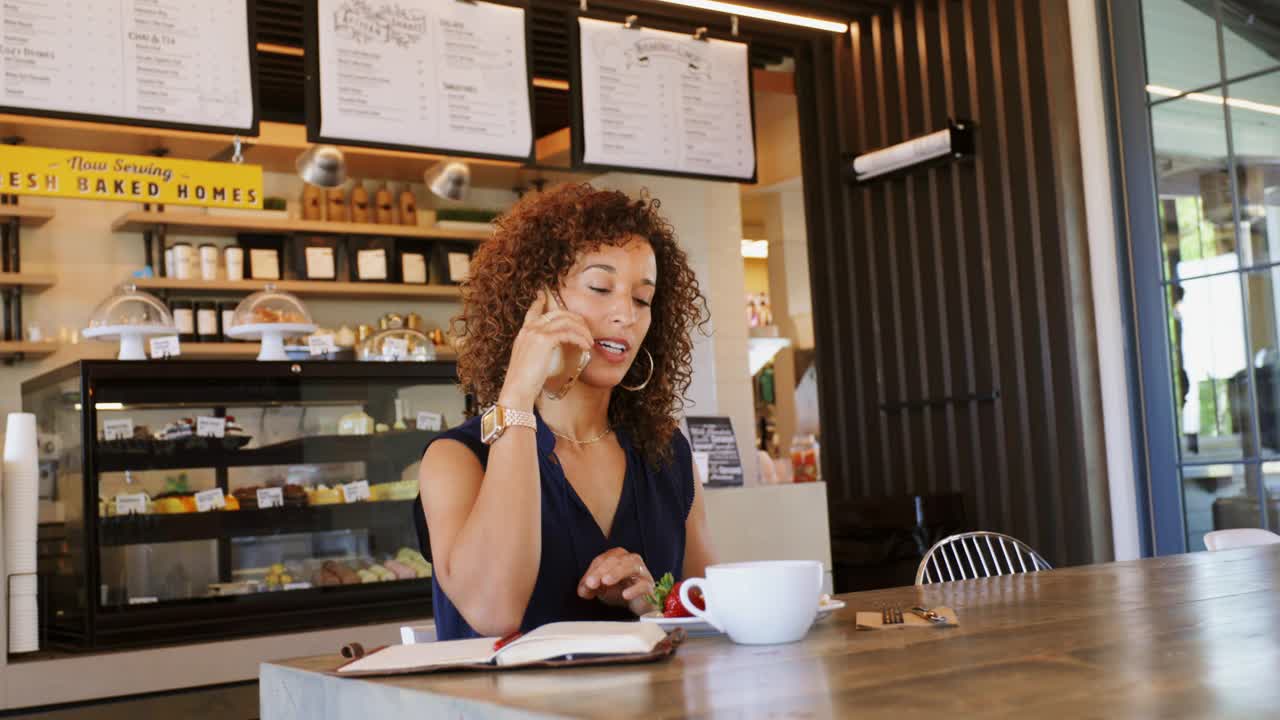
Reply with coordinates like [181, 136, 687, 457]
[196, 301, 219, 343]
[350, 182, 370, 224]
[398, 186, 418, 227]
[374, 183, 396, 225]
[172, 243, 194, 280]
[170, 299, 195, 343]
[790, 433, 821, 483]
[219, 300, 238, 342]
[326, 188, 348, 222]
[302, 185, 323, 221]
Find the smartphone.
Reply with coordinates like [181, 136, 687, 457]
[542, 289, 591, 400]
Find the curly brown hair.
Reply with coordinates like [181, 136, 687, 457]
[452, 183, 708, 465]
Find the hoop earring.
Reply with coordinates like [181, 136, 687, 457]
[620, 347, 654, 392]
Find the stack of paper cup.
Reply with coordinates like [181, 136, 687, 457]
[7, 573, 38, 653]
[5, 412, 40, 652]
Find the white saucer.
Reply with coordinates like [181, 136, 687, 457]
[640, 598, 846, 638]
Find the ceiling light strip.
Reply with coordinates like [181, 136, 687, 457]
[648, 0, 848, 33]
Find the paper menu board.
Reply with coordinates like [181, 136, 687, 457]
[0, 0, 255, 132]
[575, 17, 755, 180]
[313, 0, 532, 160]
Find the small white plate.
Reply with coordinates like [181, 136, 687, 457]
[640, 598, 847, 638]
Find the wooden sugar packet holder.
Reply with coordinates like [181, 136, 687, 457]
[326, 628, 688, 678]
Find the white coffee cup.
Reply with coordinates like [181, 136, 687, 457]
[680, 560, 824, 645]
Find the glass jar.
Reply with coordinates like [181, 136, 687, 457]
[790, 434, 820, 483]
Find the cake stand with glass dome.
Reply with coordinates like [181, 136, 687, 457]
[357, 318, 438, 362]
[82, 284, 178, 360]
[225, 284, 317, 361]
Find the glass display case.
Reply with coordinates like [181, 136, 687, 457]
[24, 360, 466, 649]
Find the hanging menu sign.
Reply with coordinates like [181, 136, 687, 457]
[574, 17, 756, 181]
[0, 0, 256, 133]
[311, 0, 533, 160]
[685, 416, 744, 486]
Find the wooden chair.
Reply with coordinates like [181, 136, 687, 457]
[915, 531, 1051, 585]
[1203, 528, 1280, 551]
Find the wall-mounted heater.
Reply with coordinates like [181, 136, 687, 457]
[844, 119, 975, 184]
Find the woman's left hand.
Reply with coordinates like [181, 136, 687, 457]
[577, 548, 656, 617]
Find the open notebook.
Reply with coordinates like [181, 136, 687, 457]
[332, 622, 677, 677]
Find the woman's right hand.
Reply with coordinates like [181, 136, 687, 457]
[497, 290, 594, 411]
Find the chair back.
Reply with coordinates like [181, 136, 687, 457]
[915, 531, 1051, 585]
[1203, 528, 1280, 551]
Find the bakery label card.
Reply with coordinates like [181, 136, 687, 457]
[103, 418, 135, 441]
[417, 411, 443, 432]
[341, 480, 371, 503]
[149, 335, 181, 358]
[114, 493, 149, 515]
[257, 487, 284, 509]
[195, 488, 227, 512]
[196, 416, 227, 438]
[308, 334, 337, 356]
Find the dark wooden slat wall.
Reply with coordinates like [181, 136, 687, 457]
[802, 0, 1100, 568]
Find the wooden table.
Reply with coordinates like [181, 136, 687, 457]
[260, 546, 1280, 719]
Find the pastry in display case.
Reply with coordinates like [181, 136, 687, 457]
[24, 359, 468, 650]
[224, 284, 318, 361]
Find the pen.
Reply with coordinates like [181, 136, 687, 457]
[493, 631, 523, 651]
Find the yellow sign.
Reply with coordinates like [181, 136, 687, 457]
[0, 145, 263, 209]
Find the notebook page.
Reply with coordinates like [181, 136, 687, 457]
[338, 638, 497, 674]
[495, 622, 667, 666]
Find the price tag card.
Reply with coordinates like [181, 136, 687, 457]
[402, 252, 427, 284]
[102, 418, 135, 441]
[308, 334, 337, 356]
[357, 249, 388, 280]
[149, 335, 182, 358]
[196, 416, 227, 438]
[256, 487, 284, 509]
[305, 246, 337, 280]
[417, 411, 443, 432]
[283, 581, 312, 591]
[194, 488, 227, 512]
[114, 493, 149, 516]
[447, 252, 471, 282]
[341, 480, 370, 503]
[384, 337, 409, 360]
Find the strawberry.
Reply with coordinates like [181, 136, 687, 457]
[646, 573, 705, 618]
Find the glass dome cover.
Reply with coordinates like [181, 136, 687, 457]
[87, 283, 174, 329]
[228, 284, 313, 329]
[358, 326, 437, 362]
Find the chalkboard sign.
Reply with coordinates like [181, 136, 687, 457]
[685, 416, 743, 487]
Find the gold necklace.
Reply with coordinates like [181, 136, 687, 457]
[548, 425, 613, 445]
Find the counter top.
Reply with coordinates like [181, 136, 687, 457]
[260, 546, 1280, 719]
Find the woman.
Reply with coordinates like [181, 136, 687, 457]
[417, 183, 716, 640]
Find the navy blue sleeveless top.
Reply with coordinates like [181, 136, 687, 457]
[415, 414, 696, 640]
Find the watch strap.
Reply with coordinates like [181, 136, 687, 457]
[497, 406, 536, 432]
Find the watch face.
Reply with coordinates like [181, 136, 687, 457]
[481, 407, 498, 443]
